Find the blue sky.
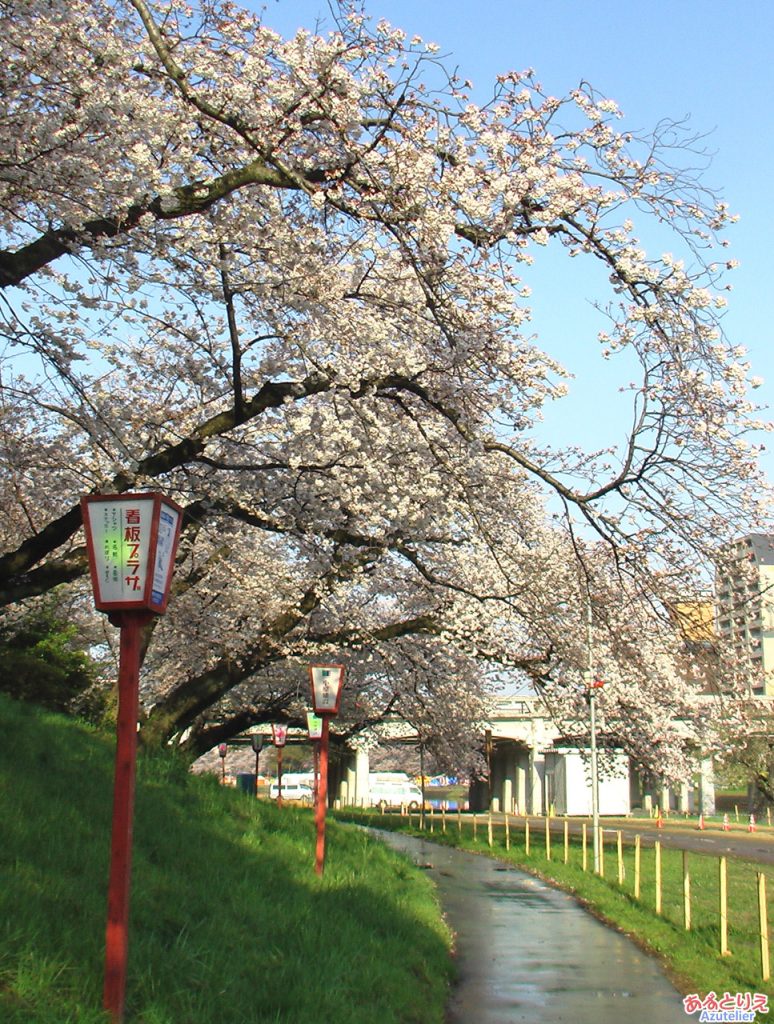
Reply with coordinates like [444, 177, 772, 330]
[255, 0, 774, 482]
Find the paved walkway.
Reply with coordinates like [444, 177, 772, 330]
[372, 831, 687, 1024]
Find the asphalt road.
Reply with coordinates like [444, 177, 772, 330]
[502, 814, 774, 865]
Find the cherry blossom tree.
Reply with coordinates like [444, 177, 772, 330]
[0, 0, 770, 774]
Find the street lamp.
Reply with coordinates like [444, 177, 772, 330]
[272, 724, 288, 808]
[309, 664, 345, 875]
[584, 594, 603, 875]
[250, 734, 264, 797]
[80, 491, 182, 1024]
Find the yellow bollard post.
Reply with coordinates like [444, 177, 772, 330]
[505, 812, 510, 851]
[598, 826, 605, 878]
[720, 856, 729, 956]
[683, 850, 691, 931]
[634, 835, 641, 900]
[617, 831, 624, 886]
[545, 816, 551, 861]
[525, 818, 530, 856]
[758, 872, 770, 982]
[488, 811, 493, 848]
[582, 823, 587, 872]
[655, 841, 662, 916]
[564, 819, 569, 865]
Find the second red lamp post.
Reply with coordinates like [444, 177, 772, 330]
[309, 664, 345, 875]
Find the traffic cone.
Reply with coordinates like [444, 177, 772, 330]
[698, 813, 705, 831]
[749, 814, 756, 833]
[722, 813, 730, 832]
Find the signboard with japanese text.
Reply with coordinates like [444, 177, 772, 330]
[150, 504, 181, 608]
[272, 724, 288, 747]
[306, 711, 323, 740]
[81, 493, 183, 614]
[309, 664, 345, 715]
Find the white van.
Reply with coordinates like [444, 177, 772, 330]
[369, 779, 423, 810]
[269, 781, 313, 803]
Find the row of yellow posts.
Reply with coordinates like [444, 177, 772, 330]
[405, 806, 771, 984]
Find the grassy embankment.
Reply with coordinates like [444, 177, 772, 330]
[338, 806, 774, 1001]
[0, 695, 452, 1024]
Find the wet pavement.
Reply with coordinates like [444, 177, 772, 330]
[371, 830, 687, 1024]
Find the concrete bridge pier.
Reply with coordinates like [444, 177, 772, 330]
[354, 747, 370, 807]
[514, 757, 528, 814]
[333, 745, 371, 807]
[345, 761, 356, 805]
[489, 741, 535, 816]
[501, 779, 512, 815]
[698, 758, 716, 816]
[678, 782, 691, 814]
[529, 748, 545, 815]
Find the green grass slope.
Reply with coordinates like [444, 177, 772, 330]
[0, 695, 452, 1023]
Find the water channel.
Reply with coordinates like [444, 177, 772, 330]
[370, 830, 688, 1024]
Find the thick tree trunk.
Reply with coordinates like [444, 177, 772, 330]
[138, 652, 278, 749]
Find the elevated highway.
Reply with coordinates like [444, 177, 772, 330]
[325, 695, 716, 817]
[232, 693, 716, 816]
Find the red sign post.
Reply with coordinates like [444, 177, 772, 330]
[309, 665, 345, 875]
[81, 493, 182, 1024]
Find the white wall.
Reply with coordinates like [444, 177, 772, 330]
[549, 750, 630, 816]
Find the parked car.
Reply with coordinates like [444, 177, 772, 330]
[269, 781, 313, 804]
[369, 780, 423, 810]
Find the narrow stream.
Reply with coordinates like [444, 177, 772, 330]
[371, 830, 688, 1023]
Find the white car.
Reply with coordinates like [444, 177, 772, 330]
[369, 781, 423, 810]
[269, 781, 313, 803]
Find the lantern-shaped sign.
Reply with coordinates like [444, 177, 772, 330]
[272, 724, 288, 747]
[250, 734, 265, 754]
[81, 492, 183, 614]
[218, 743, 228, 759]
[309, 664, 345, 716]
[306, 711, 323, 740]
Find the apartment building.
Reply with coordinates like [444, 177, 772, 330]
[716, 534, 774, 695]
